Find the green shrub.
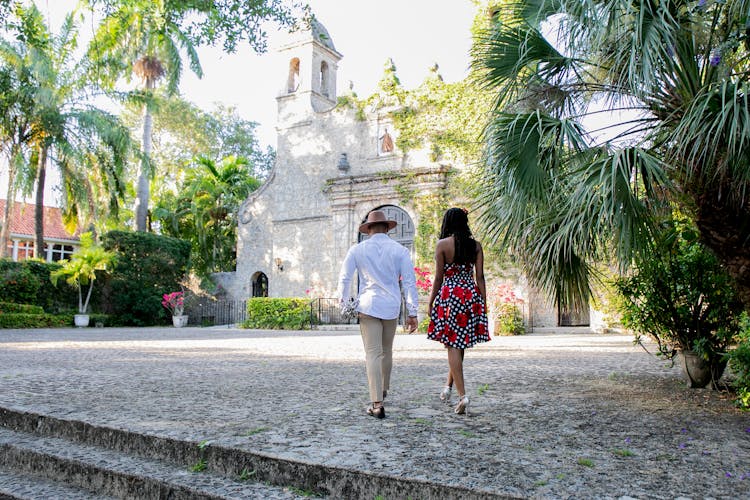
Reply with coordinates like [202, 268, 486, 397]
[0, 259, 77, 312]
[0, 313, 73, 329]
[418, 316, 431, 333]
[0, 260, 40, 304]
[728, 313, 750, 410]
[494, 302, 525, 335]
[242, 298, 310, 330]
[614, 220, 744, 362]
[0, 302, 44, 314]
[88, 313, 114, 327]
[100, 231, 191, 326]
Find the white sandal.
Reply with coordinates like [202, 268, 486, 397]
[439, 385, 452, 403]
[454, 395, 469, 415]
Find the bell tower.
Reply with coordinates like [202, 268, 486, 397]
[276, 18, 342, 124]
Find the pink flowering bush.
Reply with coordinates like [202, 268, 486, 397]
[414, 266, 433, 295]
[162, 291, 184, 316]
[491, 283, 525, 335]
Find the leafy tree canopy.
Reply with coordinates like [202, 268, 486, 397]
[86, 0, 307, 54]
[152, 155, 260, 279]
[121, 96, 273, 183]
[471, 0, 750, 311]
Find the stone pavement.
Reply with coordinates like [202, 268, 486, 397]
[0, 326, 749, 499]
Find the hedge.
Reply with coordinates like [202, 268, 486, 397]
[0, 302, 44, 314]
[242, 298, 311, 330]
[0, 313, 73, 329]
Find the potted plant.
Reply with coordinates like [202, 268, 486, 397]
[614, 217, 744, 388]
[50, 232, 116, 327]
[162, 291, 187, 327]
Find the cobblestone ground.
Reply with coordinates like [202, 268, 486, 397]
[0, 326, 749, 499]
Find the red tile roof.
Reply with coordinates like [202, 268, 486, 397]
[0, 199, 80, 241]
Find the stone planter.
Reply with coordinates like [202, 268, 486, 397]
[172, 315, 189, 328]
[679, 350, 727, 389]
[74, 314, 90, 328]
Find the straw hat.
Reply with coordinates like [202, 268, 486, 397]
[358, 210, 397, 234]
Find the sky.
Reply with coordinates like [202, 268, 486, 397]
[39, 0, 479, 149]
[176, 0, 478, 148]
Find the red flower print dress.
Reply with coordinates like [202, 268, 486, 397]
[428, 262, 490, 349]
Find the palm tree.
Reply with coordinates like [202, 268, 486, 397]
[2, 4, 131, 255]
[86, 0, 200, 232]
[471, 0, 750, 311]
[85, 0, 303, 232]
[153, 155, 259, 277]
[0, 61, 34, 258]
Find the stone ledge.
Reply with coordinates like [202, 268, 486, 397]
[0, 407, 515, 500]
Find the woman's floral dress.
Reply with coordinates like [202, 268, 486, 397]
[428, 262, 490, 349]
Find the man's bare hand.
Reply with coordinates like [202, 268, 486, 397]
[405, 316, 418, 334]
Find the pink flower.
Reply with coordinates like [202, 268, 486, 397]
[162, 291, 184, 316]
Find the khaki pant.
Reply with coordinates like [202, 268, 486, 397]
[358, 314, 398, 403]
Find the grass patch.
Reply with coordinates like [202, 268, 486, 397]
[288, 486, 319, 497]
[190, 459, 207, 472]
[613, 448, 634, 457]
[477, 383, 490, 395]
[458, 429, 476, 438]
[245, 427, 270, 436]
[238, 468, 256, 481]
[577, 458, 594, 467]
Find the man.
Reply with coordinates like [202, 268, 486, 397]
[337, 209, 419, 419]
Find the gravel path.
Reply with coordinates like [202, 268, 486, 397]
[0, 326, 748, 499]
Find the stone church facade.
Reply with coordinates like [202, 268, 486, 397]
[218, 20, 449, 303]
[216, 19, 601, 331]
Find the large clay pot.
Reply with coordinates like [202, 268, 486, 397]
[679, 350, 727, 389]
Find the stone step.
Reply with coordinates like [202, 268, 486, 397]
[0, 465, 119, 500]
[0, 427, 307, 499]
[0, 406, 508, 499]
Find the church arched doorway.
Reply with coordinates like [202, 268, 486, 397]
[251, 272, 268, 297]
[358, 205, 415, 250]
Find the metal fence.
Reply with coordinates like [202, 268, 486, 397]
[309, 298, 358, 328]
[183, 298, 361, 328]
[185, 299, 247, 326]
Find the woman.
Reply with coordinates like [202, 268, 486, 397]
[427, 207, 490, 414]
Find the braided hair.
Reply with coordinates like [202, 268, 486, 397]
[439, 208, 477, 264]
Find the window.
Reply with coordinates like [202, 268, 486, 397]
[48, 243, 74, 262]
[15, 240, 34, 261]
[287, 58, 300, 93]
[320, 61, 329, 97]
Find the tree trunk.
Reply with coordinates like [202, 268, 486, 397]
[134, 78, 154, 232]
[34, 146, 48, 260]
[0, 146, 19, 259]
[692, 193, 750, 312]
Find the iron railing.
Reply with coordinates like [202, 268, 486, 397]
[185, 299, 247, 326]
[309, 297, 358, 328]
